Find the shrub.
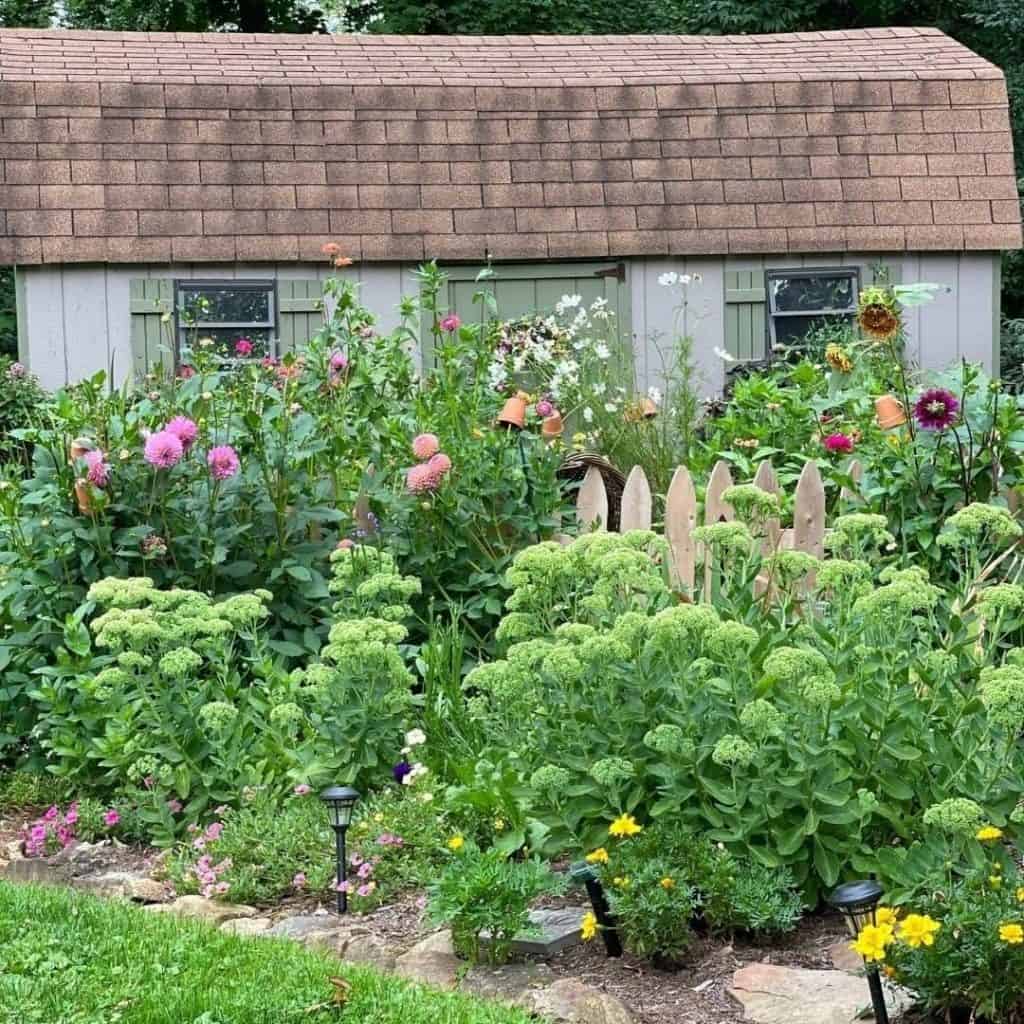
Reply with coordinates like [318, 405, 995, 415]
[427, 842, 565, 964]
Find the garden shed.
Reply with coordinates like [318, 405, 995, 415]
[0, 26, 1020, 392]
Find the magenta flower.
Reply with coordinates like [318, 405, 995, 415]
[411, 433, 440, 461]
[330, 350, 348, 371]
[144, 430, 184, 469]
[823, 433, 854, 454]
[914, 387, 960, 431]
[406, 462, 438, 494]
[293, 784, 312, 796]
[261, 356, 278, 370]
[64, 804, 78, 826]
[440, 314, 460, 333]
[536, 399, 554, 418]
[43, 806, 59, 823]
[179, 364, 196, 380]
[103, 809, 120, 828]
[207, 445, 240, 481]
[235, 338, 254, 357]
[165, 415, 198, 449]
[84, 450, 110, 488]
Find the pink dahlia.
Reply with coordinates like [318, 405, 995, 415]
[406, 462, 439, 494]
[144, 430, 184, 469]
[440, 314, 460, 333]
[84, 449, 111, 488]
[336, 538, 355, 551]
[165, 415, 198, 449]
[330, 350, 349, 371]
[536, 399, 554, 418]
[235, 338, 254, 357]
[427, 452, 452, 477]
[179, 365, 196, 380]
[914, 388, 960, 431]
[823, 433, 854, 454]
[207, 445, 240, 481]
[411, 433, 440, 461]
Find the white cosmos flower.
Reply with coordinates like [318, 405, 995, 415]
[680, 274, 691, 285]
[594, 343, 610, 360]
[583, 406, 594, 423]
[604, 402, 617, 413]
[658, 272, 679, 287]
[713, 346, 737, 363]
[405, 728, 426, 747]
[555, 294, 582, 314]
[648, 386, 663, 405]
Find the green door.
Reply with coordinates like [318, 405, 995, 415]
[423, 261, 632, 368]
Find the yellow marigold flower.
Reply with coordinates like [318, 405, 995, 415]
[852, 923, 894, 963]
[875, 907, 899, 927]
[585, 848, 609, 865]
[1000, 923, 1024, 945]
[447, 835, 464, 852]
[608, 814, 643, 838]
[1016, 887, 1024, 903]
[898, 914, 941, 949]
[612, 876, 630, 888]
[660, 877, 675, 890]
[373, 813, 385, 823]
[581, 911, 598, 941]
[977, 825, 1004, 842]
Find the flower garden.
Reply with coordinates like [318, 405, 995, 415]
[3, 255, 1024, 1023]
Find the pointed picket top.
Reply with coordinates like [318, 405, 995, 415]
[619, 465, 653, 533]
[840, 458, 864, 504]
[665, 465, 697, 595]
[576, 464, 609, 531]
[792, 459, 826, 561]
[702, 460, 735, 602]
[752, 459, 783, 555]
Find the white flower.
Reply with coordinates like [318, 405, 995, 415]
[590, 297, 608, 311]
[555, 294, 582, 314]
[583, 407, 594, 423]
[713, 346, 736, 363]
[604, 402, 617, 413]
[402, 762, 429, 786]
[418, 792, 434, 803]
[647, 386, 663, 406]
[680, 274, 691, 286]
[594, 343, 610, 360]
[405, 728, 426, 747]
[658, 272, 679, 287]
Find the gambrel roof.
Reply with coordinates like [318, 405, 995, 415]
[0, 26, 1020, 265]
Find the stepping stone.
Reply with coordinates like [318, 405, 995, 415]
[2, 858, 70, 885]
[155, 895, 258, 925]
[482, 906, 588, 956]
[461, 962, 555, 1008]
[523, 978, 635, 1023]
[729, 963, 910, 1024]
[222, 917, 273, 936]
[827, 938, 864, 974]
[394, 930, 460, 990]
[71, 871, 166, 903]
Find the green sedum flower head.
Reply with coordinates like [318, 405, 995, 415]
[938, 503, 1022, 549]
[979, 664, 1024, 731]
[922, 797, 985, 836]
[739, 699, 785, 740]
[712, 734, 756, 769]
[643, 724, 694, 757]
[589, 757, 636, 787]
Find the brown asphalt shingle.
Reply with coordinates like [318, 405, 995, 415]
[0, 26, 1020, 265]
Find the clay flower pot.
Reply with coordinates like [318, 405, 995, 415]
[497, 395, 527, 430]
[541, 412, 564, 439]
[73, 479, 92, 514]
[68, 437, 93, 464]
[642, 397, 658, 419]
[874, 394, 906, 430]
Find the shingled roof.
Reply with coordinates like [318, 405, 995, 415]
[0, 27, 1020, 265]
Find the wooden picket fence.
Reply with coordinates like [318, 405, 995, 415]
[573, 458, 861, 599]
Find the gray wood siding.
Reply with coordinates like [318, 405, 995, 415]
[17, 252, 1002, 391]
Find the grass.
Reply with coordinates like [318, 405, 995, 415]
[0, 882, 535, 1024]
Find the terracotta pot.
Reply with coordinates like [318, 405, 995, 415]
[642, 397, 658, 419]
[541, 412, 564, 439]
[69, 437, 93, 464]
[73, 479, 92, 514]
[624, 398, 657, 423]
[497, 396, 527, 430]
[874, 394, 906, 430]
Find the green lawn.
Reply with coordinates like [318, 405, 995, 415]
[0, 882, 533, 1024]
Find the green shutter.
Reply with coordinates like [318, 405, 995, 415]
[421, 261, 632, 371]
[277, 279, 322, 356]
[129, 278, 174, 379]
[724, 270, 767, 361]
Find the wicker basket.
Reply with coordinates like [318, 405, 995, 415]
[557, 452, 626, 532]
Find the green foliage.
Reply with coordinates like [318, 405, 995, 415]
[0, 769, 67, 811]
[0, 269, 16, 358]
[427, 843, 565, 964]
[0, 881, 533, 1024]
[0, 358, 48, 466]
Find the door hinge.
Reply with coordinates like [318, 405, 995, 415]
[594, 263, 626, 282]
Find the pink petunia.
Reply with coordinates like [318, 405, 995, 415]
[336, 879, 353, 894]
[356, 883, 375, 897]
[205, 822, 223, 841]
[207, 445, 240, 481]
[440, 314, 460, 333]
[84, 449, 111, 488]
[103, 809, 120, 828]
[292, 872, 307, 890]
[64, 804, 79, 826]
[165, 416, 198, 449]
[167, 799, 182, 814]
[357, 861, 374, 879]
[293, 784, 312, 796]
[411, 433, 440, 461]
[144, 430, 184, 469]
[235, 338, 254, 357]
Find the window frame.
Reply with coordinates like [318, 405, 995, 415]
[173, 278, 279, 365]
[763, 266, 860, 348]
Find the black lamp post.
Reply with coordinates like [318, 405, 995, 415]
[321, 785, 360, 914]
[569, 861, 623, 958]
[829, 880, 890, 1024]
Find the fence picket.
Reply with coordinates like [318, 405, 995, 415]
[576, 465, 609, 531]
[752, 459, 783, 555]
[793, 460, 826, 590]
[619, 466, 653, 532]
[665, 466, 697, 595]
[841, 458, 863, 504]
[703, 460, 735, 601]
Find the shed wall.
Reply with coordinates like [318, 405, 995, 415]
[17, 252, 1001, 393]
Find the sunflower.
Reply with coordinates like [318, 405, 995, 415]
[858, 302, 901, 340]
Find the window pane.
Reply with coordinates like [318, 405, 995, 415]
[770, 274, 856, 314]
[180, 328, 273, 362]
[773, 314, 852, 345]
[179, 285, 271, 324]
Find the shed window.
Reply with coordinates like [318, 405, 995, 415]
[176, 280, 277, 362]
[765, 268, 859, 347]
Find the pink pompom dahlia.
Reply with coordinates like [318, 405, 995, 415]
[440, 314, 460, 332]
[411, 433, 440, 461]
[207, 445, 240, 481]
[165, 415, 198, 449]
[427, 452, 452, 477]
[406, 462, 439, 494]
[234, 338, 254, 357]
[144, 430, 184, 469]
[330, 350, 349, 371]
[84, 449, 111, 488]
